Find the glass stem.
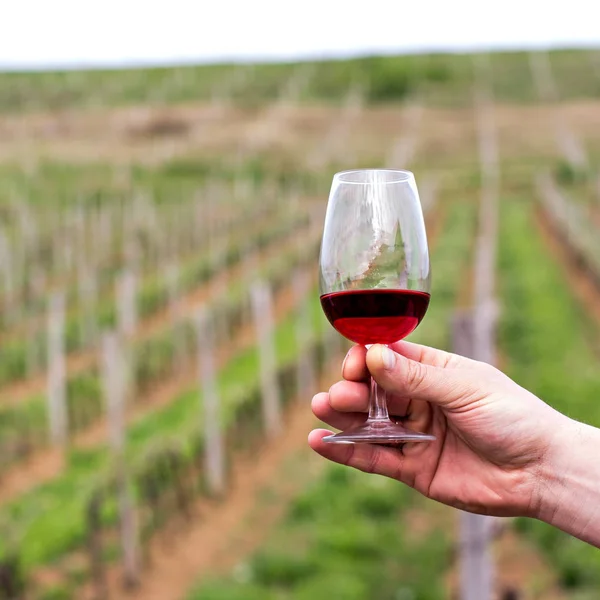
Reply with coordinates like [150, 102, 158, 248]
[368, 377, 391, 422]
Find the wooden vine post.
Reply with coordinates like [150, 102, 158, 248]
[117, 269, 137, 339]
[101, 331, 140, 589]
[166, 262, 186, 372]
[78, 262, 99, 348]
[0, 229, 15, 327]
[116, 269, 137, 397]
[86, 490, 107, 600]
[195, 307, 226, 496]
[46, 291, 68, 449]
[250, 280, 282, 437]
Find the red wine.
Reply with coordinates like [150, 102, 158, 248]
[320, 289, 430, 345]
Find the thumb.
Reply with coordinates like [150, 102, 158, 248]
[366, 344, 479, 409]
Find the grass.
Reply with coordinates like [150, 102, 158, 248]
[1, 50, 599, 113]
[498, 190, 600, 592]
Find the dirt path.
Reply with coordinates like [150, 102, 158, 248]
[0, 265, 317, 507]
[104, 367, 336, 600]
[0, 217, 315, 409]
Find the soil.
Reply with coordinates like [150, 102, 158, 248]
[2, 101, 600, 168]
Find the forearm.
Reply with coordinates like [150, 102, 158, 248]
[536, 418, 600, 547]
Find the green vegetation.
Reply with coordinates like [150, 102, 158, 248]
[190, 466, 449, 600]
[554, 160, 591, 186]
[498, 192, 600, 592]
[1, 49, 599, 113]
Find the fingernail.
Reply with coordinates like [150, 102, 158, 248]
[382, 346, 396, 370]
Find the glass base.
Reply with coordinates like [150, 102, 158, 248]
[322, 420, 436, 445]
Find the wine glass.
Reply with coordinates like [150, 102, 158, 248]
[319, 169, 435, 444]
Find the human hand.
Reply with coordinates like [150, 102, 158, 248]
[309, 342, 570, 518]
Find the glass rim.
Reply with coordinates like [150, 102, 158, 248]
[333, 168, 414, 185]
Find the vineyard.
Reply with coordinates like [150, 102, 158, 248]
[0, 48, 600, 599]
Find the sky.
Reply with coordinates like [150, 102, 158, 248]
[1, 0, 599, 70]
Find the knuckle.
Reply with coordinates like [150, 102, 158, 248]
[341, 444, 356, 468]
[444, 352, 461, 369]
[364, 449, 382, 475]
[406, 360, 428, 391]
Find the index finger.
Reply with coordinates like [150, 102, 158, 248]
[342, 345, 369, 382]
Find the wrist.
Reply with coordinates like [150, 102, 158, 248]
[534, 416, 600, 546]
